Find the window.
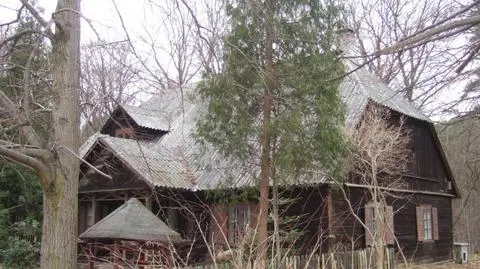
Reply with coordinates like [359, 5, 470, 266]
[210, 203, 256, 247]
[423, 208, 432, 240]
[229, 205, 251, 245]
[86, 203, 94, 229]
[364, 202, 394, 246]
[416, 205, 439, 241]
[115, 127, 134, 139]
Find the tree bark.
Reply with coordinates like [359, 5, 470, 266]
[40, 0, 81, 268]
[256, 0, 275, 267]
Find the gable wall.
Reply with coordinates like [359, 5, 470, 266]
[406, 118, 449, 193]
[101, 109, 165, 140]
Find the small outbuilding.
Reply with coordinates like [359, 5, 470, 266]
[79, 198, 183, 268]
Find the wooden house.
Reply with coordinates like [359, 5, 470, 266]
[78, 60, 459, 265]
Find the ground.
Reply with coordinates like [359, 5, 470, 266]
[402, 254, 479, 269]
[1, 254, 479, 268]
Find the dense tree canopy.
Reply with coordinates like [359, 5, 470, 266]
[196, 0, 348, 181]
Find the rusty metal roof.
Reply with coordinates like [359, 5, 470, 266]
[79, 198, 183, 242]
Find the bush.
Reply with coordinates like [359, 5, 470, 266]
[0, 238, 40, 269]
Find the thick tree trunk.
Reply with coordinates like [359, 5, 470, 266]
[41, 169, 78, 268]
[40, 0, 81, 268]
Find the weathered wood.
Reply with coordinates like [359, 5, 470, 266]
[331, 186, 453, 262]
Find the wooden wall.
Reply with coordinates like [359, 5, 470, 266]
[329, 186, 453, 262]
[280, 186, 330, 253]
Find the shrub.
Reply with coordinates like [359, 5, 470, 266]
[0, 237, 40, 269]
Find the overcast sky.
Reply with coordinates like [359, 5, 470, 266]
[2, 0, 151, 44]
[1, 0, 471, 120]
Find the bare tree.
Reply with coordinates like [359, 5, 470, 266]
[349, 0, 469, 114]
[112, 0, 227, 94]
[343, 105, 412, 269]
[80, 41, 141, 138]
[0, 0, 81, 268]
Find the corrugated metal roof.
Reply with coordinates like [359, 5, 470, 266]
[340, 61, 430, 126]
[79, 198, 183, 242]
[81, 63, 431, 190]
[80, 132, 107, 158]
[85, 89, 257, 190]
[121, 105, 171, 131]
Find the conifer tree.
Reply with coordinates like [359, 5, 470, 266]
[195, 0, 347, 265]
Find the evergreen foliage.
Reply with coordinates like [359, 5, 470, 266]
[0, 5, 45, 267]
[0, 163, 42, 268]
[195, 0, 348, 183]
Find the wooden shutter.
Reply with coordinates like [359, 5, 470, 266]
[416, 206, 424, 242]
[365, 203, 374, 246]
[249, 203, 259, 230]
[432, 207, 439, 240]
[210, 205, 228, 247]
[386, 206, 395, 245]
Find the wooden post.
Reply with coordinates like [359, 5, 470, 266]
[145, 196, 152, 211]
[88, 244, 94, 269]
[114, 240, 120, 269]
[91, 196, 97, 224]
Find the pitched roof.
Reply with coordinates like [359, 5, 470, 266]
[341, 61, 429, 126]
[79, 198, 183, 242]
[121, 105, 171, 131]
[81, 63, 445, 192]
[83, 89, 257, 190]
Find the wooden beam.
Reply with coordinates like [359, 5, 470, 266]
[145, 196, 152, 211]
[91, 196, 97, 224]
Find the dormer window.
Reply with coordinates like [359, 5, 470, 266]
[115, 128, 134, 139]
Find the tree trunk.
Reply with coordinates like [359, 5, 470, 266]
[41, 169, 78, 268]
[40, 0, 81, 268]
[256, 0, 275, 267]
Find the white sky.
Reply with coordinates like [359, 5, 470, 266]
[1, 0, 475, 120]
[2, 0, 153, 44]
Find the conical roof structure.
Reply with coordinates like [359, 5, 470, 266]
[79, 198, 183, 243]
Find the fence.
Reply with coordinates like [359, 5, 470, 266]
[183, 248, 396, 269]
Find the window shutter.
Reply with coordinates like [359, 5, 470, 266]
[416, 206, 424, 242]
[386, 206, 395, 245]
[432, 207, 439, 240]
[365, 203, 374, 246]
[249, 203, 258, 230]
[211, 205, 228, 247]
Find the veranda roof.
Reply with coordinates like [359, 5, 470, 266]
[79, 198, 183, 243]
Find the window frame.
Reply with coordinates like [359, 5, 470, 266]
[423, 207, 433, 240]
[416, 204, 439, 242]
[364, 202, 394, 246]
[228, 204, 251, 245]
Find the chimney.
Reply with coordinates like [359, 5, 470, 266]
[335, 28, 358, 57]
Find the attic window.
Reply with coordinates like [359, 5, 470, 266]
[115, 128, 134, 139]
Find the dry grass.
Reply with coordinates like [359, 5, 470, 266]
[402, 254, 479, 269]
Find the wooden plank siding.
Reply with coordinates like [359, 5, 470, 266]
[329, 186, 453, 262]
[279, 186, 330, 253]
[406, 118, 450, 193]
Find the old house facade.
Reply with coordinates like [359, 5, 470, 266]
[78, 60, 459, 265]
